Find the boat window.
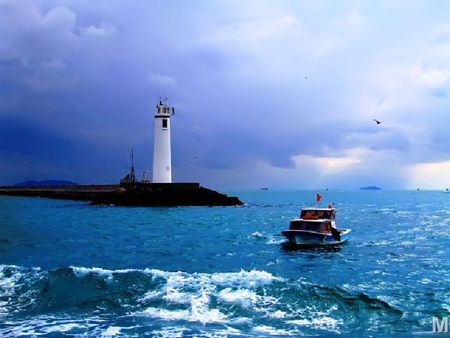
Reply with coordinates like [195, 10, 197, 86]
[297, 221, 320, 231]
[302, 210, 318, 219]
[300, 210, 335, 220]
[322, 210, 335, 219]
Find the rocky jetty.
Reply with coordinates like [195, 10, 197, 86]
[0, 183, 243, 206]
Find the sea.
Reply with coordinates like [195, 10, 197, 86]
[0, 190, 449, 337]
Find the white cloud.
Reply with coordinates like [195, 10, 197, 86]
[433, 21, 450, 41]
[292, 154, 361, 174]
[147, 73, 177, 89]
[82, 23, 116, 37]
[407, 160, 450, 189]
[411, 65, 450, 87]
[42, 6, 76, 30]
[206, 15, 300, 48]
[0, 1, 115, 64]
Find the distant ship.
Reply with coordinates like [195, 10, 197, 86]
[360, 186, 381, 190]
[260, 187, 269, 191]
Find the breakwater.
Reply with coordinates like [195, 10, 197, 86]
[0, 183, 243, 206]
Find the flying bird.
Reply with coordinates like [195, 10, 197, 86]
[373, 119, 382, 125]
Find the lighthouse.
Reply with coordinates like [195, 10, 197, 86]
[152, 98, 174, 183]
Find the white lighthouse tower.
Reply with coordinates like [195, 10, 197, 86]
[152, 98, 174, 183]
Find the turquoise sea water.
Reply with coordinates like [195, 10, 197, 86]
[0, 190, 449, 337]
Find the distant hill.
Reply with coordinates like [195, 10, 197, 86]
[360, 186, 381, 190]
[15, 180, 78, 187]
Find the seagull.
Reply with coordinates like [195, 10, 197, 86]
[373, 119, 382, 125]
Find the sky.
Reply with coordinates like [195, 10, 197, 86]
[1, 0, 450, 189]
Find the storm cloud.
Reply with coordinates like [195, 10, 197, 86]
[1, 0, 450, 189]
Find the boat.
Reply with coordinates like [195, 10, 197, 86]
[360, 186, 381, 190]
[281, 206, 351, 246]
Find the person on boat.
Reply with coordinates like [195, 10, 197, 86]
[320, 221, 331, 233]
[330, 223, 341, 241]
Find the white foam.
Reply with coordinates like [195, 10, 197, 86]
[287, 316, 343, 332]
[0, 265, 43, 316]
[151, 326, 187, 338]
[139, 290, 164, 302]
[210, 270, 282, 288]
[222, 326, 243, 335]
[0, 271, 19, 291]
[2, 317, 101, 336]
[1, 265, 287, 334]
[420, 278, 433, 285]
[145, 269, 281, 289]
[70, 266, 136, 280]
[217, 288, 258, 308]
[251, 231, 264, 238]
[190, 290, 227, 324]
[144, 307, 190, 321]
[143, 304, 227, 324]
[43, 323, 81, 333]
[266, 238, 285, 245]
[361, 240, 392, 247]
[102, 326, 122, 337]
[142, 279, 228, 324]
[252, 325, 295, 336]
[268, 310, 286, 319]
[0, 265, 29, 291]
[163, 286, 192, 304]
[137, 269, 284, 327]
[196, 326, 244, 337]
[71, 266, 114, 279]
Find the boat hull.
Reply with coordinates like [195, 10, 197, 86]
[281, 229, 351, 246]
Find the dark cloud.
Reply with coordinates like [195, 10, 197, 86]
[1, 1, 450, 188]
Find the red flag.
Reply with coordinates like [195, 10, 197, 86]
[316, 193, 322, 202]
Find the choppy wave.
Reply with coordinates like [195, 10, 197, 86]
[0, 264, 406, 336]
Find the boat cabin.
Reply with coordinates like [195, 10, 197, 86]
[300, 208, 335, 220]
[287, 207, 336, 233]
[282, 206, 348, 244]
[289, 219, 332, 232]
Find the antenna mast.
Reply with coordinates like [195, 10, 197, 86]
[130, 148, 136, 183]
